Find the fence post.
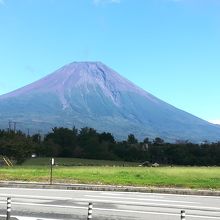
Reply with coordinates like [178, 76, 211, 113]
[87, 202, 93, 219]
[181, 210, 186, 220]
[6, 197, 11, 220]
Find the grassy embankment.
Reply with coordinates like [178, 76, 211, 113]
[0, 157, 219, 190]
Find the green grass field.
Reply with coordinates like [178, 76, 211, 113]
[0, 158, 219, 190]
[22, 157, 138, 167]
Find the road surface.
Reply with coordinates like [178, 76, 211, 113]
[0, 187, 219, 220]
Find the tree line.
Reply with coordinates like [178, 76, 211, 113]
[0, 127, 220, 165]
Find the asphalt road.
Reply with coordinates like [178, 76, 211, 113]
[0, 187, 219, 220]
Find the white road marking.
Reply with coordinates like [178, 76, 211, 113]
[0, 215, 62, 220]
[94, 207, 220, 219]
[0, 187, 97, 193]
[101, 192, 164, 198]
[81, 198, 220, 211]
[16, 216, 60, 220]
[0, 201, 87, 209]
[0, 193, 73, 200]
[100, 190, 220, 199]
[85, 195, 199, 204]
[0, 187, 219, 199]
[1, 207, 219, 220]
[0, 199, 219, 212]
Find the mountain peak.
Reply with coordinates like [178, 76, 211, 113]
[0, 61, 153, 102]
[0, 61, 220, 142]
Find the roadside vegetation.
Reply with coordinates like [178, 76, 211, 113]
[22, 157, 138, 166]
[0, 163, 220, 189]
[1, 127, 220, 189]
[0, 127, 220, 166]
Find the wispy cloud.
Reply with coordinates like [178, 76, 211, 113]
[0, 0, 5, 5]
[93, 0, 121, 5]
[209, 119, 220, 125]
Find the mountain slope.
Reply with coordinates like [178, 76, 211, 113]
[0, 62, 219, 142]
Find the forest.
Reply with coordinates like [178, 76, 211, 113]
[0, 127, 219, 165]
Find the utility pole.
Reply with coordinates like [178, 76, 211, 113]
[50, 158, 55, 185]
[13, 122, 17, 133]
[8, 120, 12, 132]
[8, 120, 18, 133]
[38, 130, 42, 142]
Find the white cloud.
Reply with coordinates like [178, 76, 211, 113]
[93, 0, 121, 5]
[209, 119, 220, 125]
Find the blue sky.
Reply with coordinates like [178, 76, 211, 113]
[0, 0, 220, 123]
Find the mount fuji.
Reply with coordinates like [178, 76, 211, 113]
[0, 62, 220, 142]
